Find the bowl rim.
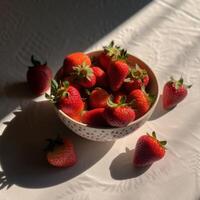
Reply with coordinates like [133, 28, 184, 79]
[56, 50, 160, 130]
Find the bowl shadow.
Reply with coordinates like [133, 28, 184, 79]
[109, 148, 151, 180]
[4, 82, 35, 99]
[0, 101, 114, 189]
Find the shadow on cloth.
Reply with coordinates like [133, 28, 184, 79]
[0, 101, 114, 189]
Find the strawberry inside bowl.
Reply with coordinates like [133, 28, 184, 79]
[50, 43, 159, 142]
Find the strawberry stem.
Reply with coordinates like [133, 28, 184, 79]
[147, 131, 167, 148]
[170, 76, 192, 90]
[103, 41, 128, 61]
[45, 135, 64, 152]
[31, 55, 41, 66]
[107, 95, 127, 108]
[72, 62, 93, 81]
[45, 79, 70, 103]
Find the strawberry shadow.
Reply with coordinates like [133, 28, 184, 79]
[4, 82, 35, 99]
[0, 101, 114, 189]
[109, 148, 151, 180]
[149, 94, 171, 121]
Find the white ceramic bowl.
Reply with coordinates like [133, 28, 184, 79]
[55, 51, 159, 142]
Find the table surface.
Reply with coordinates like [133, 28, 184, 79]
[0, 0, 200, 199]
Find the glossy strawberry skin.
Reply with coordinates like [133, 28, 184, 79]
[89, 88, 109, 109]
[92, 66, 108, 88]
[103, 106, 135, 127]
[57, 86, 84, 116]
[63, 52, 91, 75]
[99, 53, 111, 71]
[108, 61, 129, 92]
[128, 89, 150, 118]
[47, 139, 77, 168]
[133, 135, 165, 167]
[163, 82, 188, 110]
[79, 73, 96, 88]
[27, 64, 52, 96]
[123, 76, 149, 93]
[81, 108, 108, 127]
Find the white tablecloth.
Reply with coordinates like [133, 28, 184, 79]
[0, 0, 200, 199]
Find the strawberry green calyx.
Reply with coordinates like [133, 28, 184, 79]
[118, 49, 128, 61]
[103, 41, 120, 58]
[72, 62, 93, 81]
[170, 76, 192, 90]
[45, 80, 70, 103]
[131, 64, 147, 80]
[30, 55, 47, 67]
[147, 131, 167, 148]
[90, 56, 99, 66]
[107, 96, 127, 108]
[103, 41, 128, 61]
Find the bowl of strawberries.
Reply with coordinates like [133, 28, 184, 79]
[46, 41, 159, 142]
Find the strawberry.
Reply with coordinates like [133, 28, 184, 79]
[62, 76, 81, 91]
[45, 80, 84, 117]
[163, 77, 192, 110]
[128, 89, 153, 118]
[99, 53, 111, 71]
[103, 96, 135, 127]
[27, 55, 52, 96]
[45, 136, 77, 168]
[99, 41, 128, 71]
[108, 60, 129, 91]
[92, 66, 108, 88]
[113, 91, 127, 104]
[89, 87, 109, 109]
[72, 62, 96, 88]
[63, 52, 91, 75]
[123, 64, 149, 93]
[133, 131, 167, 167]
[82, 108, 108, 127]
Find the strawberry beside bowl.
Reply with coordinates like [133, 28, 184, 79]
[54, 50, 159, 142]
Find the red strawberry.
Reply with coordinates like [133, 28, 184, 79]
[99, 41, 128, 71]
[45, 80, 84, 117]
[123, 64, 149, 93]
[62, 76, 81, 91]
[108, 60, 129, 91]
[103, 97, 135, 127]
[99, 53, 111, 71]
[89, 87, 109, 109]
[133, 132, 167, 167]
[128, 89, 152, 118]
[163, 77, 191, 110]
[92, 66, 108, 88]
[27, 55, 52, 96]
[72, 62, 96, 88]
[63, 52, 91, 75]
[82, 108, 108, 127]
[113, 91, 127, 104]
[46, 136, 77, 168]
